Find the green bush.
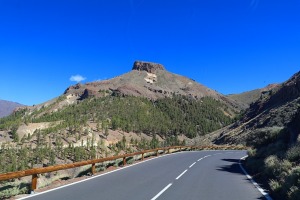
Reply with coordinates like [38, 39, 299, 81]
[0, 184, 29, 199]
[264, 156, 292, 177]
[264, 155, 280, 176]
[288, 186, 300, 200]
[286, 144, 300, 162]
[247, 148, 256, 157]
[285, 167, 300, 190]
[269, 179, 281, 193]
[246, 127, 283, 147]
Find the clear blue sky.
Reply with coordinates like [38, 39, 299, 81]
[0, 0, 299, 106]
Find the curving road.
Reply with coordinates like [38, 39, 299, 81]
[20, 151, 268, 200]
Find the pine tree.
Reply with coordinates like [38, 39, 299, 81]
[104, 127, 109, 139]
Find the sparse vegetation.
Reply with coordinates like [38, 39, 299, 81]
[0, 90, 236, 198]
[246, 127, 300, 200]
[24, 95, 233, 138]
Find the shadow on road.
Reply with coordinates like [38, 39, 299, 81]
[221, 158, 241, 163]
[217, 159, 245, 176]
[257, 197, 267, 200]
[217, 158, 269, 200]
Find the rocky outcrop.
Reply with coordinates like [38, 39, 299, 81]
[132, 61, 165, 73]
[80, 89, 98, 100]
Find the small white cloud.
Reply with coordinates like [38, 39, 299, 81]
[70, 75, 86, 82]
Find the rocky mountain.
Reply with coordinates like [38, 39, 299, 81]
[0, 61, 240, 178]
[0, 99, 24, 118]
[227, 84, 279, 110]
[63, 61, 240, 113]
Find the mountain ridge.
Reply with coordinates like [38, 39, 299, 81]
[227, 84, 280, 110]
[0, 99, 24, 118]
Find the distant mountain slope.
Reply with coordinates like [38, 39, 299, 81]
[0, 99, 24, 118]
[227, 84, 279, 110]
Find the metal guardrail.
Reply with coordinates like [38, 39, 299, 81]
[0, 145, 246, 192]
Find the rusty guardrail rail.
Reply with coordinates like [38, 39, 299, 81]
[0, 145, 246, 192]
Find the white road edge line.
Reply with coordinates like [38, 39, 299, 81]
[189, 162, 196, 168]
[239, 156, 273, 200]
[18, 152, 187, 200]
[151, 183, 173, 200]
[176, 170, 188, 180]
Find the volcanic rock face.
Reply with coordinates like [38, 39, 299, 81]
[132, 61, 165, 73]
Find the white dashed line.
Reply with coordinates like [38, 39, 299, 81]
[19, 152, 186, 200]
[151, 183, 173, 200]
[197, 158, 203, 162]
[189, 162, 196, 168]
[176, 170, 188, 180]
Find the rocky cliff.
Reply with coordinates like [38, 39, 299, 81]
[132, 61, 165, 73]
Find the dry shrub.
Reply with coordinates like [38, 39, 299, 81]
[286, 144, 300, 162]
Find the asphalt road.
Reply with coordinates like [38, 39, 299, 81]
[21, 150, 266, 200]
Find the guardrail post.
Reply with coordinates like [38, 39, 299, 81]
[156, 150, 159, 157]
[31, 174, 38, 192]
[142, 153, 144, 160]
[91, 163, 96, 175]
[123, 157, 126, 166]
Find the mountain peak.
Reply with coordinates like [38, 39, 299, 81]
[132, 61, 165, 73]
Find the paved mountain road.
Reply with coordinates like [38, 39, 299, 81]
[20, 151, 267, 200]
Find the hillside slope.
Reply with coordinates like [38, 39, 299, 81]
[227, 84, 279, 110]
[205, 71, 300, 200]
